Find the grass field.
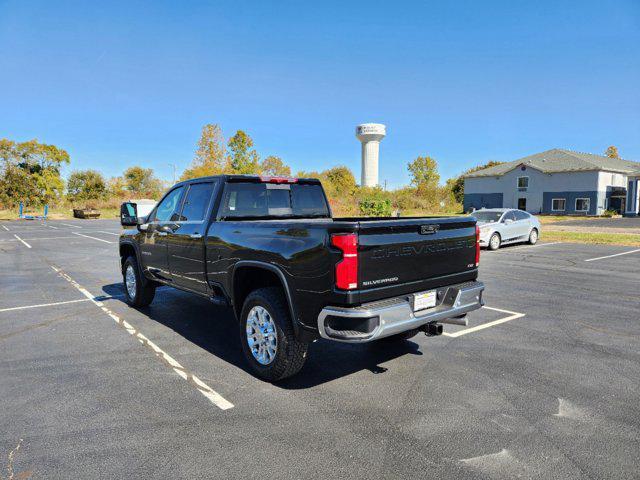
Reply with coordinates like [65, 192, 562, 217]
[543, 230, 640, 247]
[535, 215, 585, 224]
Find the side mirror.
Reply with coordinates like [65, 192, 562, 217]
[120, 202, 138, 226]
[504, 218, 514, 224]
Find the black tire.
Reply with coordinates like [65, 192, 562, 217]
[381, 328, 421, 342]
[528, 228, 539, 245]
[123, 256, 156, 307]
[488, 232, 501, 251]
[239, 287, 308, 381]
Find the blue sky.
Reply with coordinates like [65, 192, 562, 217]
[1, 0, 639, 187]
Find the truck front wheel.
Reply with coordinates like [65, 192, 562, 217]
[123, 256, 156, 307]
[239, 287, 308, 381]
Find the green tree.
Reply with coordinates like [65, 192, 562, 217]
[123, 166, 163, 198]
[67, 170, 107, 202]
[260, 155, 291, 176]
[408, 155, 440, 190]
[227, 130, 260, 174]
[0, 138, 69, 207]
[181, 124, 226, 180]
[446, 160, 504, 203]
[0, 163, 38, 208]
[605, 146, 619, 158]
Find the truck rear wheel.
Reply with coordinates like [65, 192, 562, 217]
[239, 287, 308, 381]
[123, 256, 156, 307]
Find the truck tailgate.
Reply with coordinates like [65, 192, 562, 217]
[357, 217, 477, 294]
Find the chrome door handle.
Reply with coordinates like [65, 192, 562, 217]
[190, 233, 202, 239]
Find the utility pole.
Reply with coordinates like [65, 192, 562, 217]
[168, 163, 177, 184]
[384, 179, 387, 191]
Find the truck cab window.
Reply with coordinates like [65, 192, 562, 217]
[153, 187, 184, 222]
[179, 182, 215, 222]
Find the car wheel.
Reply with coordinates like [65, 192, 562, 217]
[239, 287, 308, 382]
[528, 228, 539, 245]
[123, 256, 156, 307]
[488, 232, 501, 250]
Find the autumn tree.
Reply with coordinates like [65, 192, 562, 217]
[107, 177, 127, 197]
[408, 155, 440, 191]
[181, 124, 226, 180]
[67, 170, 107, 202]
[123, 166, 163, 198]
[605, 146, 620, 158]
[0, 138, 69, 207]
[227, 130, 260, 174]
[260, 155, 291, 176]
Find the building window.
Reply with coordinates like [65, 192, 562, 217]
[551, 198, 566, 211]
[517, 176, 529, 190]
[575, 198, 590, 212]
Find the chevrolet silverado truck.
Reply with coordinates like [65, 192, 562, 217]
[119, 175, 484, 381]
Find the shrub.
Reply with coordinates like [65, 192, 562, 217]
[359, 198, 392, 217]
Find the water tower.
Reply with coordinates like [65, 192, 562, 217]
[356, 123, 386, 187]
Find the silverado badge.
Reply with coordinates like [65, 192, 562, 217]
[420, 224, 439, 235]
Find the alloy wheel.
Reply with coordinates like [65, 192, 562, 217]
[246, 306, 278, 365]
[125, 265, 137, 299]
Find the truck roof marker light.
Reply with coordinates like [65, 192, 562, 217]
[331, 233, 358, 290]
[259, 176, 299, 184]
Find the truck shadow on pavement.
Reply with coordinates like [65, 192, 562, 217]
[101, 283, 423, 389]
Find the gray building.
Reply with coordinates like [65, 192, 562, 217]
[463, 149, 640, 216]
[626, 169, 640, 217]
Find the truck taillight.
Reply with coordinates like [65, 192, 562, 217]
[475, 225, 480, 267]
[331, 233, 358, 290]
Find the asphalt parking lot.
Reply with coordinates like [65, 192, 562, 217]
[1, 219, 639, 479]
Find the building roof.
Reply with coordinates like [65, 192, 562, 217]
[465, 149, 640, 178]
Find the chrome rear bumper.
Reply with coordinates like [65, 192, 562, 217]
[318, 281, 484, 343]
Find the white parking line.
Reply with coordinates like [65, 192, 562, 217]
[0, 236, 80, 243]
[584, 249, 640, 262]
[61, 223, 81, 228]
[97, 231, 120, 236]
[50, 265, 234, 410]
[0, 298, 90, 313]
[442, 306, 525, 338]
[1, 225, 9, 231]
[48, 225, 59, 229]
[13, 234, 32, 249]
[71, 232, 114, 244]
[495, 241, 563, 253]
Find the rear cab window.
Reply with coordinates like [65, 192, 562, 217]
[220, 181, 329, 219]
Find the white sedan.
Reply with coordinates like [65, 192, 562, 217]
[474, 208, 541, 250]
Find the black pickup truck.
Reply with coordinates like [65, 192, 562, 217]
[119, 175, 484, 380]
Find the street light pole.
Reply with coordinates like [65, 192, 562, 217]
[168, 163, 177, 184]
